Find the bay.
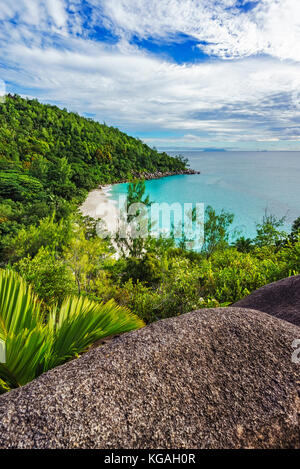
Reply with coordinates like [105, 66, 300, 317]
[109, 151, 300, 240]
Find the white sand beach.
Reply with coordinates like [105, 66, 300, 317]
[79, 186, 120, 237]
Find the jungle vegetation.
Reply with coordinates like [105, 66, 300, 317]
[0, 94, 186, 260]
[0, 95, 299, 392]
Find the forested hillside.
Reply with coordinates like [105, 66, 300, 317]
[0, 94, 186, 258]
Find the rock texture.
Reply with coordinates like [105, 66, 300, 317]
[233, 275, 300, 327]
[0, 307, 299, 449]
[111, 168, 201, 184]
[132, 169, 201, 180]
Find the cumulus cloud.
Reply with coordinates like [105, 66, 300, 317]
[100, 0, 300, 62]
[0, 0, 299, 148]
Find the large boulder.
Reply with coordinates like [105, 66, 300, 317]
[233, 275, 300, 326]
[0, 307, 299, 449]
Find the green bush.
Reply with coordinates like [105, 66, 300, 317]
[16, 247, 76, 307]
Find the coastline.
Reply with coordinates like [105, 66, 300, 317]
[116, 168, 200, 183]
[79, 185, 120, 236]
[79, 170, 200, 225]
[79, 170, 200, 240]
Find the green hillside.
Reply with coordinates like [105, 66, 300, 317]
[0, 94, 186, 258]
[0, 94, 186, 188]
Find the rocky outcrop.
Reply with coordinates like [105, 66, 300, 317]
[233, 275, 300, 327]
[113, 168, 200, 184]
[133, 169, 201, 180]
[0, 307, 299, 449]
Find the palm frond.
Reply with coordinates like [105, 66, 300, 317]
[46, 295, 145, 368]
[0, 269, 42, 337]
[0, 269, 145, 393]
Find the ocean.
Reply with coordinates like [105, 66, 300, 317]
[109, 151, 300, 240]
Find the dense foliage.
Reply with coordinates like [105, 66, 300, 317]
[3, 195, 299, 326]
[0, 95, 299, 393]
[0, 94, 186, 262]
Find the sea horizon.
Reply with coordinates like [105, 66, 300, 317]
[110, 150, 300, 241]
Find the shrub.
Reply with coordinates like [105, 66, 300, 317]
[198, 248, 283, 303]
[16, 246, 76, 307]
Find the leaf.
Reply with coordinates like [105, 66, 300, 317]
[0, 269, 145, 393]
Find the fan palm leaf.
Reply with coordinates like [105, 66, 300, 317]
[0, 269, 145, 393]
[0, 269, 43, 336]
[46, 295, 144, 368]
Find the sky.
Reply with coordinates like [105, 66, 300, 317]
[0, 0, 300, 150]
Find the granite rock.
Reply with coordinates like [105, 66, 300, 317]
[0, 307, 299, 449]
[233, 275, 300, 326]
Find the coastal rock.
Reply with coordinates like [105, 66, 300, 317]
[142, 169, 201, 179]
[233, 275, 300, 326]
[0, 307, 299, 449]
[116, 168, 200, 183]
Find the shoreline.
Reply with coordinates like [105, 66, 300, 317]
[115, 168, 200, 184]
[79, 170, 200, 235]
[79, 185, 119, 236]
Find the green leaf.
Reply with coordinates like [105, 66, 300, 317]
[0, 269, 145, 393]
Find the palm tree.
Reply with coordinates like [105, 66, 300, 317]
[233, 236, 253, 253]
[0, 269, 144, 393]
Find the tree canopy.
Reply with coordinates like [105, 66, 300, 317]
[0, 94, 186, 261]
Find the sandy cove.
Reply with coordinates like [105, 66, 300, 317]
[79, 171, 200, 237]
[79, 185, 120, 236]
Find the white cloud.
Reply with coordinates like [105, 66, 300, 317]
[0, 1, 45, 26]
[46, 0, 67, 28]
[0, 0, 299, 148]
[100, 0, 300, 62]
[0, 0, 73, 32]
[1, 1, 300, 61]
[1, 35, 299, 141]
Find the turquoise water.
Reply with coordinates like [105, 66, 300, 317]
[109, 151, 300, 240]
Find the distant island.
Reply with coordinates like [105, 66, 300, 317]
[159, 147, 227, 152]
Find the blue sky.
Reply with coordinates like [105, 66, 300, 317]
[0, 0, 300, 150]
